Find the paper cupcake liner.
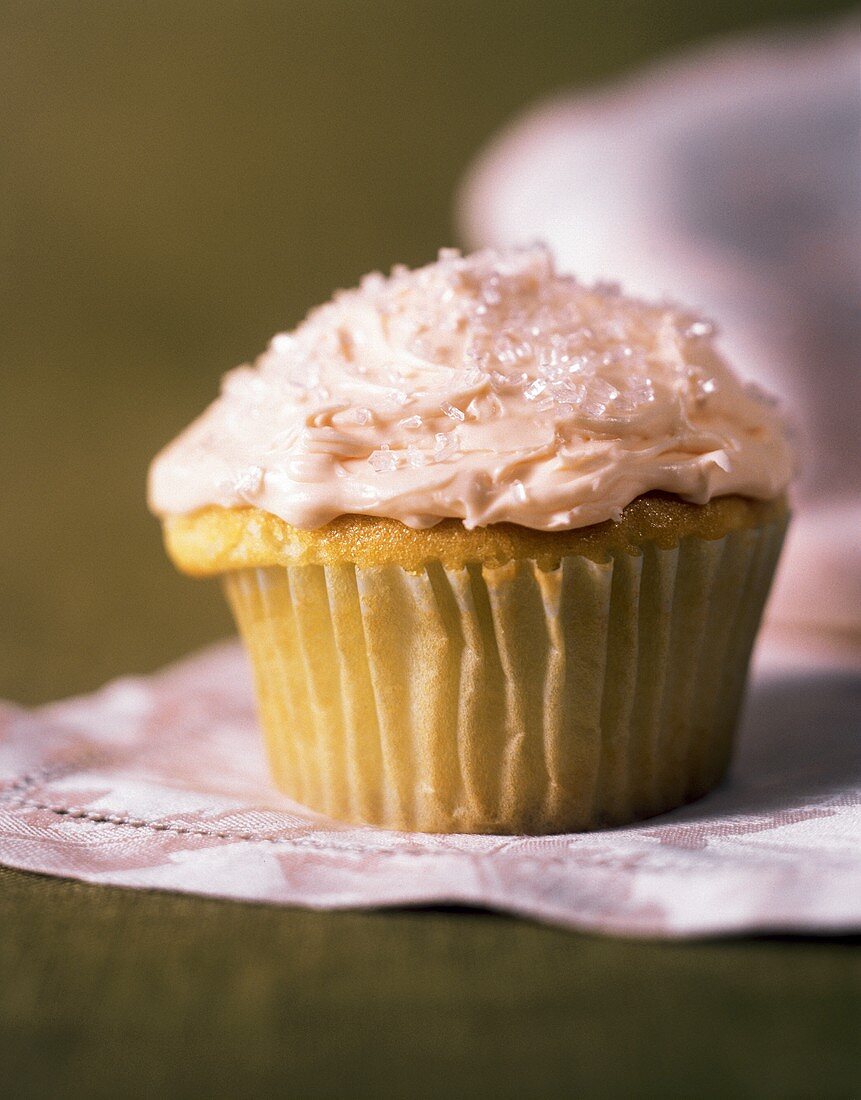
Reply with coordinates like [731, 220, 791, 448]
[223, 516, 787, 833]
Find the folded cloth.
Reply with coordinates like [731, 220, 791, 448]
[1, 628, 858, 938]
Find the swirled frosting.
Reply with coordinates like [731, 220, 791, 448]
[148, 247, 793, 531]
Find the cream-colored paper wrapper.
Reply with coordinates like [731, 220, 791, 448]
[223, 516, 787, 833]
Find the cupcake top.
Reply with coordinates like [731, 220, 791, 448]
[148, 247, 793, 532]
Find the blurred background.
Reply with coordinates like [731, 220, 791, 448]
[2, 0, 856, 705]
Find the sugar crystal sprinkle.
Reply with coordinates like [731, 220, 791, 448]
[440, 401, 466, 422]
[511, 479, 528, 503]
[406, 444, 427, 468]
[368, 444, 399, 473]
[234, 465, 264, 496]
[433, 432, 458, 461]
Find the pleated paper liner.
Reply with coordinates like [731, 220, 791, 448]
[223, 515, 788, 834]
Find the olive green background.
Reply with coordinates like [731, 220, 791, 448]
[2, 2, 858, 1096]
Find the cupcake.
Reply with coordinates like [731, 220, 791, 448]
[148, 247, 792, 834]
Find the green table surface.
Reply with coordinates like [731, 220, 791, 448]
[2, 867, 859, 1099]
[2, 2, 858, 1095]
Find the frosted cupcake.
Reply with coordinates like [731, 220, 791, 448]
[149, 248, 792, 834]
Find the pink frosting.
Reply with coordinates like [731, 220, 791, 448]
[148, 248, 793, 531]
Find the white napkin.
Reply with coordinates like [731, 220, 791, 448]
[1, 627, 858, 937]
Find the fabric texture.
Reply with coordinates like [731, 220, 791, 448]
[0, 625, 858, 938]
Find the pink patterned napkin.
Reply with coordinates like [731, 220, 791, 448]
[1, 627, 859, 937]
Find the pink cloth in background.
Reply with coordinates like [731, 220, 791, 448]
[1, 628, 858, 938]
